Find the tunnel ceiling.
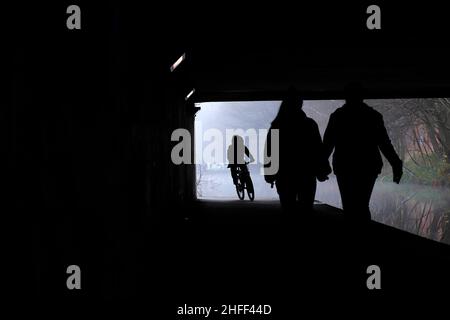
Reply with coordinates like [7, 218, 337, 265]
[118, 2, 450, 101]
[188, 47, 450, 101]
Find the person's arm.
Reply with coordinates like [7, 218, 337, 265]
[263, 128, 276, 184]
[323, 113, 336, 162]
[245, 146, 255, 163]
[377, 114, 403, 183]
[311, 121, 332, 181]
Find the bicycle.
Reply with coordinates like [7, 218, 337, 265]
[234, 162, 255, 201]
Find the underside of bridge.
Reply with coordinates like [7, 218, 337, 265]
[9, 2, 450, 304]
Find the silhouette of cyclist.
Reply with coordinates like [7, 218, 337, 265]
[227, 135, 255, 185]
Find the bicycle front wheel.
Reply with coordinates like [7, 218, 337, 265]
[246, 176, 255, 201]
[236, 183, 245, 200]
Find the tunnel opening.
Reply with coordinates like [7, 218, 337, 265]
[192, 98, 450, 245]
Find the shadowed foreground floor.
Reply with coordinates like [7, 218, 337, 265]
[149, 201, 450, 307]
[35, 200, 450, 310]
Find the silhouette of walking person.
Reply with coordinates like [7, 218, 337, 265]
[264, 88, 331, 213]
[323, 83, 403, 222]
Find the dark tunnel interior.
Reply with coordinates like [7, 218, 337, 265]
[8, 2, 450, 305]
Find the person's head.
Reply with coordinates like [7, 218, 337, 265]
[284, 86, 303, 108]
[344, 82, 364, 104]
[272, 86, 303, 125]
[231, 135, 244, 146]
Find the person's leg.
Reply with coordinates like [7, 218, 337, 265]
[336, 174, 358, 219]
[297, 176, 317, 212]
[230, 166, 238, 185]
[359, 175, 377, 221]
[276, 181, 296, 212]
[337, 174, 377, 222]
